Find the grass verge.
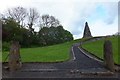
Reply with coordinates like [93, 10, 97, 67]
[2, 39, 80, 62]
[81, 36, 119, 64]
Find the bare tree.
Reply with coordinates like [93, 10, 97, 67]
[41, 14, 49, 27]
[27, 8, 39, 33]
[40, 14, 60, 28]
[7, 7, 27, 27]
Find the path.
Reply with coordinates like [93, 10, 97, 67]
[2, 43, 117, 79]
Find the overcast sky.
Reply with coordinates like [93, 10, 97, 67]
[0, 0, 119, 39]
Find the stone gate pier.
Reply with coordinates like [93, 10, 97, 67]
[8, 41, 22, 72]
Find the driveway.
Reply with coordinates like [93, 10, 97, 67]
[2, 43, 117, 79]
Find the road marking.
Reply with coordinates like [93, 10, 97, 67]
[78, 47, 103, 63]
[72, 46, 76, 61]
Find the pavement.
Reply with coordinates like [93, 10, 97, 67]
[2, 43, 119, 79]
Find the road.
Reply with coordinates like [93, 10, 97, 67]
[2, 43, 117, 79]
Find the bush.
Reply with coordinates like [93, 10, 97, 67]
[2, 42, 10, 51]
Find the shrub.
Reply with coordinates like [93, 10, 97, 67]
[2, 42, 10, 51]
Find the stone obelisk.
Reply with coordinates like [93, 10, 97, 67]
[83, 22, 92, 38]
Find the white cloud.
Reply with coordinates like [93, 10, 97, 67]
[90, 16, 118, 36]
[101, 2, 118, 24]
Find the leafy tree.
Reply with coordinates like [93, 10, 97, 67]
[2, 18, 30, 47]
[2, 18, 21, 41]
[38, 25, 73, 45]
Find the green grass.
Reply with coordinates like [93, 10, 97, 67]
[2, 39, 80, 62]
[81, 36, 119, 64]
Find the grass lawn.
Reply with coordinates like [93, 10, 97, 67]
[81, 36, 119, 64]
[2, 39, 80, 62]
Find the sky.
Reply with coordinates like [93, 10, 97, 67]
[0, 0, 119, 39]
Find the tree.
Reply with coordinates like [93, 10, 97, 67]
[2, 18, 20, 41]
[2, 18, 30, 47]
[38, 25, 73, 45]
[40, 14, 60, 28]
[49, 16, 60, 27]
[27, 8, 39, 33]
[7, 7, 27, 27]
